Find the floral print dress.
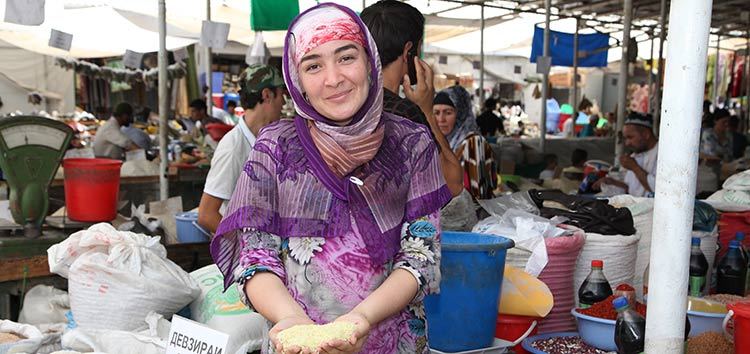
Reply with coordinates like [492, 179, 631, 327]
[234, 213, 442, 354]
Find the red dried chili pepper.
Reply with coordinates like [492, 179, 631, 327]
[578, 295, 647, 320]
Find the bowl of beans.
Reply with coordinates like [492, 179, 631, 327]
[521, 331, 615, 354]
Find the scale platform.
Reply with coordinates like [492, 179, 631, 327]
[0, 116, 73, 239]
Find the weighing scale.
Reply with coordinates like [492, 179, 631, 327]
[0, 116, 73, 238]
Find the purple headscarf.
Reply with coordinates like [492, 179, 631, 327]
[211, 3, 452, 288]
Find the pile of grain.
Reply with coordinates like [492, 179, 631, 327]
[686, 332, 733, 354]
[704, 294, 750, 305]
[0, 332, 24, 344]
[277, 322, 356, 350]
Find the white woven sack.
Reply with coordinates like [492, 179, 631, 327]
[18, 285, 70, 326]
[607, 195, 655, 298]
[47, 223, 200, 331]
[574, 233, 640, 304]
[61, 312, 169, 354]
[189, 265, 266, 354]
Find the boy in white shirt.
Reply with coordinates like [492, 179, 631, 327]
[197, 65, 286, 233]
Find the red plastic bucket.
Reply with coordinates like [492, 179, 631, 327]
[724, 302, 750, 354]
[63, 158, 122, 222]
[495, 314, 540, 354]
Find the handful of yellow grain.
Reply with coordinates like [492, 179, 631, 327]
[277, 322, 356, 350]
[0, 332, 25, 344]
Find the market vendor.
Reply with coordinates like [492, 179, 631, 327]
[700, 109, 733, 163]
[210, 4, 452, 353]
[434, 86, 497, 199]
[188, 99, 225, 135]
[92, 102, 140, 160]
[197, 64, 286, 234]
[593, 112, 658, 197]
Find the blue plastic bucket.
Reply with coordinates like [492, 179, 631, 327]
[425, 231, 515, 352]
[224, 92, 240, 111]
[175, 212, 211, 243]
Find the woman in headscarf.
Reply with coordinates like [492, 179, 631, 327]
[210, 4, 452, 354]
[433, 85, 497, 199]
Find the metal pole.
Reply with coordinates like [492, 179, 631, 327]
[615, 0, 632, 161]
[713, 34, 721, 106]
[653, 0, 667, 135]
[480, 4, 485, 104]
[648, 31, 654, 114]
[205, 0, 213, 115]
[644, 0, 713, 352]
[540, 0, 551, 152]
[158, 0, 169, 200]
[571, 18, 579, 113]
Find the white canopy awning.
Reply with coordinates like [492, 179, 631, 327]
[0, 3, 196, 58]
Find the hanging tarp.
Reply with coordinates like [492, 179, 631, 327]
[530, 26, 609, 68]
[250, 0, 299, 31]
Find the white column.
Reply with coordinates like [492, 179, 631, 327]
[653, 0, 668, 135]
[205, 0, 213, 113]
[158, 0, 169, 200]
[615, 0, 632, 160]
[571, 18, 579, 112]
[540, 0, 551, 152]
[480, 4, 485, 103]
[644, 0, 713, 353]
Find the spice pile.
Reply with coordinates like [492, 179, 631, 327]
[686, 332, 733, 354]
[704, 293, 750, 305]
[0, 332, 24, 344]
[530, 335, 615, 354]
[577, 295, 647, 320]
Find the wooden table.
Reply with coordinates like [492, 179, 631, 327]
[49, 166, 209, 212]
[0, 229, 212, 321]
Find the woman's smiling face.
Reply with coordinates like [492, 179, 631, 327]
[298, 40, 370, 125]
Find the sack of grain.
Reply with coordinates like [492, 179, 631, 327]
[574, 232, 640, 305]
[47, 223, 200, 331]
[189, 265, 266, 354]
[0, 320, 59, 354]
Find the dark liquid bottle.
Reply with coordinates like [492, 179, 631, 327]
[717, 240, 748, 296]
[736, 232, 749, 261]
[689, 237, 709, 297]
[578, 260, 613, 308]
[613, 296, 646, 354]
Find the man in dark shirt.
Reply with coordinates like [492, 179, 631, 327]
[476, 97, 504, 137]
[362, 0, 464, 196]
